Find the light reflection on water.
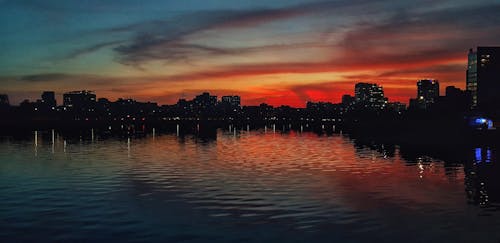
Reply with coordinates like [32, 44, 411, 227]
[1, 127, 500, 242]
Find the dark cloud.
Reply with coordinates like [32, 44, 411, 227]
[4, 0, 500, 107]
[17, 73, 124, 87]
[1, 0, 148, 13]
[65, 40, 125, 59]
[20, 73, 73, 82]
[110, 0, 381, 65]
[375, 64, 466, 78]
[108, 0, 500, 70]
[155, 48, 463, 83]
[150, 2, 500, 81]
[339, 3, 500, 55]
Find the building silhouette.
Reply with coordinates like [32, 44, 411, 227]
[192, 92, 218, 117]
[466, 49, 478, 108]
[445, 86, 471, 112]
[63, 91, 96, 108]
[467, 47, 500, 113]
[221, 96, 241, 108]
[41, 91, 56, 108]
[0, 94, 9, 113]
[341, 94, 355, 109]
[416, 79, 439, 109]
[220, 95, 241, 118]
[428, 86, 471, 113]
[63, 90, 97, 114]
[194, 92, 217, 109]
[386, 102, 406, 113]
[354, 83, 387, 110]
[0, 94, 9, 106]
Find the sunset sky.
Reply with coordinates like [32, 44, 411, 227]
[1, 0, 499, 107]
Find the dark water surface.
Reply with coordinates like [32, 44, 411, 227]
[1, 128, 499, 242]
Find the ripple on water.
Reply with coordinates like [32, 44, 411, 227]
[1, 130, 500, 242]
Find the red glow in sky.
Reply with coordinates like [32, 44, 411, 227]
[1, 1, 498, 107]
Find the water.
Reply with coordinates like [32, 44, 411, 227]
[1, 127, 499, 242]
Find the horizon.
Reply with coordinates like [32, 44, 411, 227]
[1, 0, 500, 107]
[2, 80, 444, 108]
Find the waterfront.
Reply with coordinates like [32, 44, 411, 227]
[1, 127, 499, 242]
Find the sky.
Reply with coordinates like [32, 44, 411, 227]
[1, 0, 499, 107]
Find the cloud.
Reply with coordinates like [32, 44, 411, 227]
[14, 73, 129, 89]
[65, 0, 500, 71]
[155, 48, 463, 83]
[140, 2, 500, 84]
[4, 0, 500, 107]
[65, 40, 124, 59]
[19, 73, 74, 82]
[375, 64, 465, 78]
[105, 0, 500, 84]
[338, 3, 500, 54]
[110, 0, 382, 66]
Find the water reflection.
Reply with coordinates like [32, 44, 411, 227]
[465, 147, 500, 209]
[475, 147, 493, 164]
[19, 126, 500, 213]
[1, 126, 500, 242]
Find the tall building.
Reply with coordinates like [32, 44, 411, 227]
[354, 83, 387, 109]
[417, 79, 439, 108]
[221, 95, 241, 107]
[41, 91, 56, 108]
[0, 94, 9, 106]
[193, 92, 217, 117]
[194, 92, 217, 109]
[342, 94, 355, 107]
[441, 86, 471, 112]
[467, 47, 500, 111]
[63, 90, 96, 111]
[445, 86, 462, 97]
[467, 49, 478, 108]
[386, 102, 406, 113]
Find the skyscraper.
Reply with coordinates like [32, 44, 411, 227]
[193, 92, 218, 116]
[466, 48, 478, 108]
[63, 90, 97, 112]
[417, 79, 439, 109]
[341, 94, 355, 107]
[354, 83, 387, 109]
[441, 86, 471, 112]
[467, 47, 500, 112]
[194, 92, 217, 109]
[41, 91, 56, 108]
[0, 94, 9, 106]
[221, 96, 241, 107]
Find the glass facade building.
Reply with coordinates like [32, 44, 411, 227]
[467, 47, 500, 113]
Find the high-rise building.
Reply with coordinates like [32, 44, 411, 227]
[41, 91, 56, 108]
[467, 49, 478, 108]
[63, 90, 96, 111]
[467, 47, 500, 111]
[354, 83, 387, 109]
[0, 94, 9, 106]
[193, 92, 217, 117]
[342, 94, 355, 107]
[445, 86, 462, 97]
[386, 102, 406, 113]
[194, 92, 217, 109]
[417, 79, 439, 108]
[440, 86, 471, 112]
[221, 95, 241, 107]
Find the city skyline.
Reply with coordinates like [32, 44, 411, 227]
[0, 79, 446, 109]
[0, 68, 479, 108]
[0, 78, 471, 120]
[1, 0, 500, 107]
